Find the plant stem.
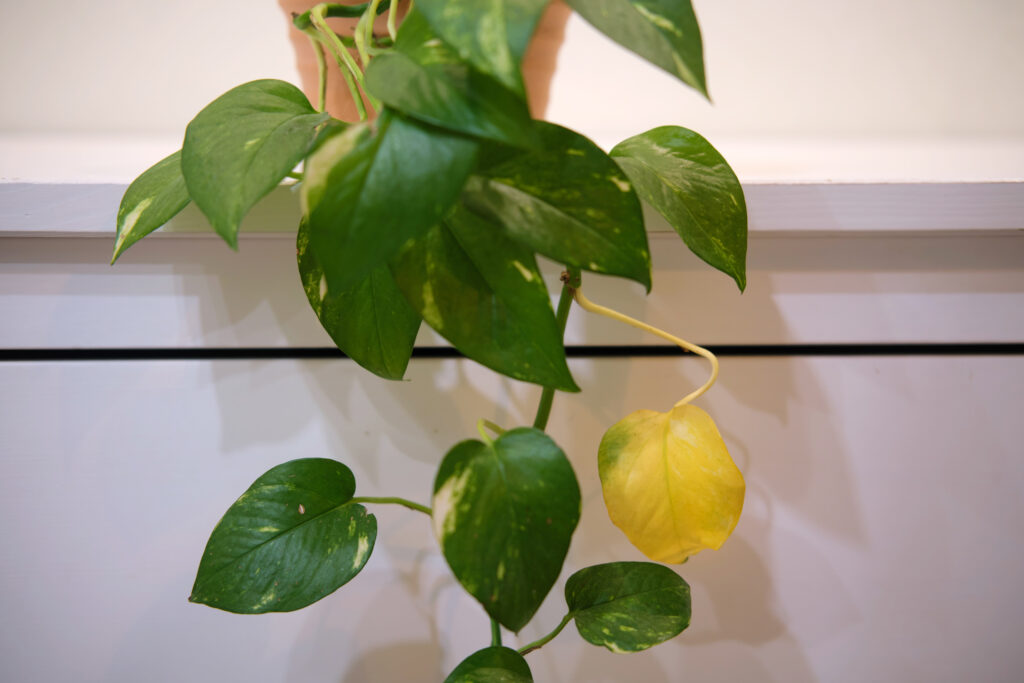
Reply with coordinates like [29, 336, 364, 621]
[518, 612, 573, 656]
[386, 0, 399, 41]
[349, 496, 431, 515]
[491, 618, 502, 647]
[306, 34, 329, 113]
[285, 171, 304, 181]
[309, 6, 368, 121]
[573, 287, 720, 407]
[532, 268, 581, 431]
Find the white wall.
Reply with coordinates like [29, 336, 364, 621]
[1, 1, 1023, 141]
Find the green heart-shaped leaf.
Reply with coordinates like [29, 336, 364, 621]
[190, 458, 376, 614]
[364, 11, 537, 147]
[433, 428, 581, 631]
[416, 0, 549, 96]
[297, 220, 420, 380]
[566, 561, 691, 653]
[612, 126, 747, 290]
[302, 110, 478, 293]
[565, 0, 707, 97]
[112, 151, 191, 263]
[181, 79, 329, 248]
[391, 206, 577, 391]
[444, 646, 533, 683]
[462, 122, 651, 290]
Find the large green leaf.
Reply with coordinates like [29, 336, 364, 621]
[444, 646, 533, 683]
[297, 220, 420, 380]
[364, 11, 537, 147]
[416, 0, 549, 96]
[112, 151, 191, 263]
[612, 126, 747, 290]
[190, 458, 376, 614]
[566, 562, 691, 653]
[391, 206, 577, 391]
[302, 110, 478, 293]
[565, 0, 707, 96]
[181, 79, 329, 248]
[462, 122, 651, 290]
[432, 428, 581, 631]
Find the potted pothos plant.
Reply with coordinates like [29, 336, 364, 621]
[112, 1, 749, 680]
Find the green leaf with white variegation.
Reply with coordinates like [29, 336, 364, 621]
[416, 0, 549, 96]
[182, 79, 329, 248]
[564, 0, 707, 97]
[611, 126, 747, 290]
[433, 428, 581, 632]
[444, 646, 533, 683]
[297, 220, 420, 380]
[462, 122, 651, 290]
[190, 458, 376, 614]
[111, 151, 190, 263]
[565, 561, 691, 653]
[390, 205, 577, 391]
[364, 11, 537, 146]
[302, 110, 478, 293]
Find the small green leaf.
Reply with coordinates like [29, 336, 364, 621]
[190, 458, 376, 614]
[416, 0, 549, 96]
[566, 562, 691, 653]
[302, 110, 478, 293]
[462, 122, 651, 290]
[612, 126, 747, 290]
[444, 646, 533, 683]
[364, 10, 537, 147]
[433, 428, 581, 632]
[391, 206, 577, 391]
[565, 0, 707, 96]
[112, 151, 191, 263]
[182, 79, 330, 248]
[297, 220, 420, 380]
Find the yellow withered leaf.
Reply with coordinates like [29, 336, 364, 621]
[598, 404, 745, 563]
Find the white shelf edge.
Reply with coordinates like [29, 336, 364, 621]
[3, 180, 1023, 238]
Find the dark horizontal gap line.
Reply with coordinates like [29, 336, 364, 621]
[3, 343, 1024, 362]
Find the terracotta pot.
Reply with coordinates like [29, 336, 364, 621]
[278, 0, 571, 121]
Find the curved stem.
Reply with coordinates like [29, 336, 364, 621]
[532, 268, 581, 431]
[305, 34, 329, 112]
[309, 7, 368, 121]
[349, 496, 431, 515]
[518, 612, 573, 656]
[572, 287, 719, 407]
[477, 418, 506, 444]
[386, 0, 399, 41]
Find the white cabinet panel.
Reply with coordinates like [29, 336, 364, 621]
[2, 356, 1022, 682]
[4, 232, 1024, 348]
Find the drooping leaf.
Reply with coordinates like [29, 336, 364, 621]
[112, 151, 191, 263]
[302, 110, 478, 293]
[462, 122, 651, 290]
[432, 428, 581, 631]
[364, 10, 538, 147]
[566, 562, 691, 652]
[612, 126, 747, 290]
[391, 206, 578, 391]
[564, 0, 707, 97]
[416, 0, 549, 96]
[190, 458, 376, 613]
[599, 404, 744, 563]
[444, 646, 533, 683]
[181, 79, 330, 247]
[297, 220, 420, 380]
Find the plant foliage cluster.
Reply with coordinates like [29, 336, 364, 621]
[112, 1, 748, 680]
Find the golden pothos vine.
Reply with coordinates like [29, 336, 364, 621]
[111, 1, 748, 680]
